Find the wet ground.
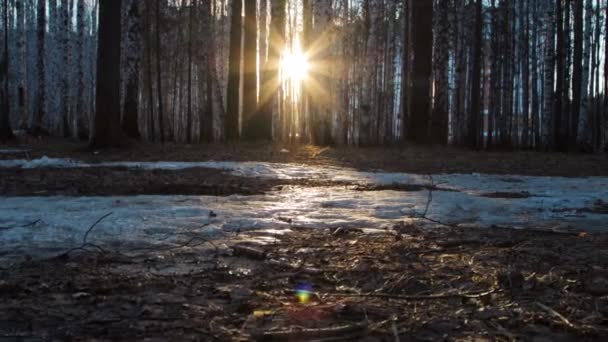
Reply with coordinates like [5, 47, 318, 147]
[1, 140, 608, 340]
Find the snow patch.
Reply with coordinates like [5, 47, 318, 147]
[1, 158, 607, 262]
[0, 149, 29, 154]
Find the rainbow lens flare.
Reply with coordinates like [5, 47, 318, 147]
[295, 283, 313, 304]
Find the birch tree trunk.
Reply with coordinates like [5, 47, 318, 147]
[256, 0, 285, 141]
[571, 0, 583, 146]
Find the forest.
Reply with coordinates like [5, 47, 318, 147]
[2, 0, 608, 341]
[0, 0, 607, 150]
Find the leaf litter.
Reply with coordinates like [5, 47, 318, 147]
[1, 223, 607, 340]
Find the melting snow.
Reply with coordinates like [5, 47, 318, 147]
[1, 157, 607, 261]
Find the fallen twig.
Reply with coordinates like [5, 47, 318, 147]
[0, 219, 41, 231]
[536, 302, 577, 329]
[253, 322, 368, 341]
[82, 212, 114, 246]
[54, 212, 113, 258]
[325, 288, 496, 301]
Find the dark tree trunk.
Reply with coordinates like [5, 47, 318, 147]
[225, 0, 242, 140]
[521, 0, 531, 148]
[468, 0, 483, 149]
[155, 0, 165, 143]
[32, 0, 47, 135]
[0, 0, 13, 142]
[242, 0, 260, 139]
[432, 0, 448, 145]
[406, 0, 432, 143]
[122, 0, 141, 139]
[186, 0, 196, 143]
[144, 1, 155, 141]
[91, 0, 123, 148]
[554, 0, 565, 150]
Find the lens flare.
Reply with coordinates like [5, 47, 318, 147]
[281, 47, 310, 83]
[295, 283, 313, 304]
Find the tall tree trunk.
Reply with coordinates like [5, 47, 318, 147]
[554, 0, 565, 150]
[521, 0, 531, 148]
[15, 0, 27, 130]
[61, 0, 71, 137]
[0, 0, 12, 141]
[255, 0, 285, 141]
[604, 0, 608, 149]
[406, 0, 432, 143]
[75, 0, 88, 139]
[242, 0, 258, 138]
[91, 0, 123, 148]
[542, 0, 555, 149]
[469, 0, 483, 149]
[225, 0, 242, 140]
[432, 0, 449, 145]
[302, 0, 312, 142]
[186, 0, 195, 143]
[577, 0, 592, 149]
[155, 0, 165, 143]
[32, 0, 47, 135]
[571, 0, 583, 147]
[310, 0, 332, 145]
[143, 1, 155, 141]
[122, 0, 141, 139]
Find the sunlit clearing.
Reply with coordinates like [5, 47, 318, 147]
[281, 45, 309, 83]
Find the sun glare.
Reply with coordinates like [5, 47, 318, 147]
[281, 46, 310, 83]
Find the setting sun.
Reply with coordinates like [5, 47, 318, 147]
[281, 46, 310, 83]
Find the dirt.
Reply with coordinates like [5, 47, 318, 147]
[3, 137, 608, 176]
[0, 167, 353, 197]
[1, 225, 607, 341]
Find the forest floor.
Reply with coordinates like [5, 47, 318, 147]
[2, 136, 608, 176]
[1, 225, 608, 340]
[1, 138, 608, 340]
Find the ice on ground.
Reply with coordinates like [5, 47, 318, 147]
[1, 182, 607, 262]
[1, 158, 607, 262]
